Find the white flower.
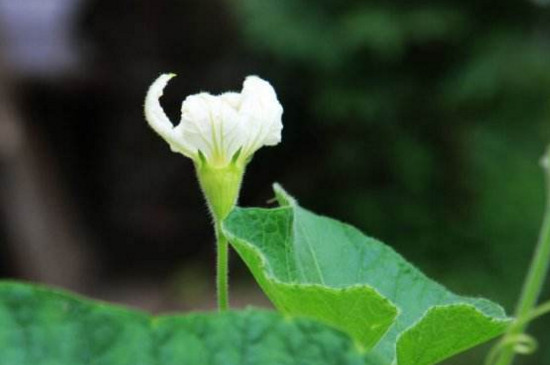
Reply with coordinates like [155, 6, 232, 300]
[144, 73, 284, 220]
[144, 73, 283, 168]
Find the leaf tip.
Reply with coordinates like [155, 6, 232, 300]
[272, 182, 297, 207]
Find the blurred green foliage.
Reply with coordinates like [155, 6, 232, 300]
[233, 1, 550, 363]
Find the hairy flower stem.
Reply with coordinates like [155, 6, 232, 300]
[215, 220, 229, 311]
[495, 146, 550, 365]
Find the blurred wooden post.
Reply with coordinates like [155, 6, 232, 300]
[0, 48, 95, 291]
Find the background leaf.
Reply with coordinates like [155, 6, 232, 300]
[223, 185, 512, 365]
[0, 281, 369, 365]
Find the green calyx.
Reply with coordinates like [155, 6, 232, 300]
[195, 158, 245, 222]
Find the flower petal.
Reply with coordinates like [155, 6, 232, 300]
[220, 92, 242, 110]
[239, 76, 283, 157]
[144, 73, 196, 158]
[177, 93, 245, 166]
[145, 74, 283, 167]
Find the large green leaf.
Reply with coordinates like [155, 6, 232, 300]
[223, 184, 512, 365]
[0, 281, 372, 365]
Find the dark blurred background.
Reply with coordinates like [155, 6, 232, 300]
[0, 0, 549, 363]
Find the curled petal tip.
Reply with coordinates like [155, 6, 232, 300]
[145, 74, 174, 127]
[146, 74, 175, 101]
[145, 73, 195, 158]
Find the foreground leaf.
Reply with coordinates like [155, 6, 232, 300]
[0, 281, 370, 365]
[223, 184, 511, 365]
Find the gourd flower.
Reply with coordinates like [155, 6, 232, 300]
[144, 73, 283, 221]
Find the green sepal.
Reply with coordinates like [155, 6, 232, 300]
[195, 161, 245, 221]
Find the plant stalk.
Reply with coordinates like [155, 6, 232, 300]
[215, 220, 229, 311]
[495, 146, 550, 365]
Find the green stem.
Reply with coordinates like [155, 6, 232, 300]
[215, 220, 229, 311]
[494, 147, 550, 365]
